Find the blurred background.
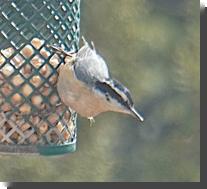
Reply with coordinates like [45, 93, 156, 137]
[0, 0, 199, 182]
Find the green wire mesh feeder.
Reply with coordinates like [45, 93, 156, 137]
[0, 0, 80, 155]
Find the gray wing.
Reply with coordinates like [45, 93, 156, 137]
[73, 55, 110, 86]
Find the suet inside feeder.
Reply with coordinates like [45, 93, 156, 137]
[0, 0, 80, 156]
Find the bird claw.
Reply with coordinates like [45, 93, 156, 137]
[88, 117, 95, 127]
[47, 44, 76, 57]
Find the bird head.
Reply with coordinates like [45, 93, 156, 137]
[94, 79, 144, 122]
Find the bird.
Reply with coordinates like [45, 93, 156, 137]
[49, 37, 144, 125]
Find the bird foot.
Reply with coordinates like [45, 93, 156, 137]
[88, 117, 95, 127]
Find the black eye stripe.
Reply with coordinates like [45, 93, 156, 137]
[112, 79, 133, 106]
[95, 81, 122, 102]
[95, 80, 133, 108]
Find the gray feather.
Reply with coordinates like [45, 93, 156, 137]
[74, 57, 110, 85]
[73, 44, 110, 86]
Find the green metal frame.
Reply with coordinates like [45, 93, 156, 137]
[0, 0, 80, 155]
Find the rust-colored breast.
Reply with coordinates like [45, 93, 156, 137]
[57, 63, 112, 118]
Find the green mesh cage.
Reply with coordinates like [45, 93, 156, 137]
[0, 0, 80, 156]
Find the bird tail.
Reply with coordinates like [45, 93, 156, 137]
[81, 36, 96, 51]
[77, 36, 96, 59]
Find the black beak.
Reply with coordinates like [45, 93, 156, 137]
[129, 107, 144, 122]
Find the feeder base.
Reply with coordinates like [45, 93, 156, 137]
[0, 141, 76, 156]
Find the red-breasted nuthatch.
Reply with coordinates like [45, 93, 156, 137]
[50, 37, 144, 124]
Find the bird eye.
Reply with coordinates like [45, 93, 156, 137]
[105, 93, 110, 101]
